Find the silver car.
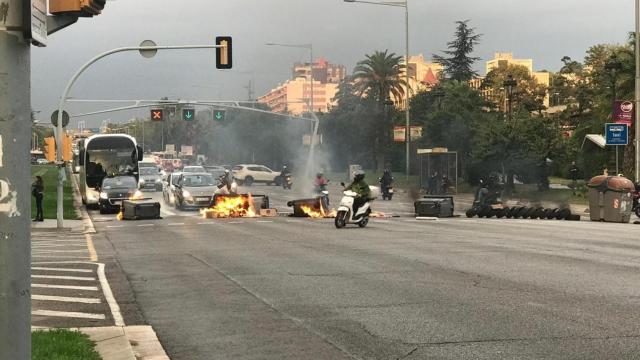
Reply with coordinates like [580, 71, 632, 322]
[163, 172, 182, 205]
[139, 166, 163, 191]
[173, 172, 218, 210]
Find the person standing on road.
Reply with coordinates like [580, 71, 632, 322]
[569, 161, 579, 194]
[32, 175, 44, 222]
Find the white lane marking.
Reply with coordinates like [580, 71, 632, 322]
[137, 224, 155, 227]
[32, 284, 98, 291]
[98, 263, 124, 326]
[32, 240, 86, 244]
[229, 221, 244, 224]
[32, 267, 93, 273]
[107, 225, 124, 229]
[32, 249, 87, 253]
[32, 255, 89, 259]
[197, 222, 212, 225]
[32, 310, 105, 320]
[257, 220, 274, 223]
[32, 275, 96, 281]
[32, 295, 101, 304]
[32, 244, 87, 248]
[32, 261, 96, 265]
[168, 222, 184, 226]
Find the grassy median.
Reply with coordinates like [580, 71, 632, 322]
[32, 329, 101, 360]
[31, 165, 79, 220]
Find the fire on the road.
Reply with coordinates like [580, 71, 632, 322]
[299, 202, 337, 218]
[116, 191, 145, 221]
[201, 194, 257, 218]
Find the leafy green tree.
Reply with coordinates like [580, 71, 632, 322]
[483, 64, 547, 115]
[352, 50, 407, 171]
[433, 20, 482, 82]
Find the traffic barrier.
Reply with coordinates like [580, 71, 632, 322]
[465, 205, 579, 221]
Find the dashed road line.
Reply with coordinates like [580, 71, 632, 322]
[32, 284, 99, 291]
[32, 267, 93, 273]
[32, 310, 106, 320]
[137, 224, 155, 227]
[107, 225, 124, 229]
[32, 275, 96, 281]
[32, 295, 101, 304]
[257, 220, 274, 223]
[32, 249, 88, 253]
[168, 222, 185, 226]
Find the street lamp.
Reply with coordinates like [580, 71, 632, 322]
[343, 0, 411, 178]
[604, 54, 622, 104]
[265, 43, 314, 114]
[503, 74, 517, 122]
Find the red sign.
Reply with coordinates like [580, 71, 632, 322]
[613, 100, 634, 127]
[150, 109, 164, 121]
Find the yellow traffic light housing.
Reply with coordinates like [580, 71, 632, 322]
[49, 0, 106, 17]
[216, 37, 233, 69]
[63, 135, 73, 162]
[44, 137, 56, 162]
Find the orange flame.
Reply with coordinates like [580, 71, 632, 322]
[370, 211, 387, 218]
[200, 194, 257, 218]
[299, 201, 337, 218]
[117, 211, 123, 221]
[130, 191, 145, 200]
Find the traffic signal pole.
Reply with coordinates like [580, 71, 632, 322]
[0, 32, 32, 360]
[55, 43, 224, 228]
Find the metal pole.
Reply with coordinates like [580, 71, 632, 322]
[0, 32, 31, 360]
[635, 0, 640, 182]
[404, 1, 410, 179]
[310, 45, 314, 115]
[55, 44, 222, 228]
[616, 146, 619, 174]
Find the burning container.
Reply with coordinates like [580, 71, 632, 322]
[587, 175, 635, 223]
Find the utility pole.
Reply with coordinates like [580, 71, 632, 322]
[0, 31, 32, 360]
[635, 0, 640, 182]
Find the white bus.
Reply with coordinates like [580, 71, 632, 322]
[78, 134, 143, 207]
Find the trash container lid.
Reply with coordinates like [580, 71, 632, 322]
[587, 175, 635, 192]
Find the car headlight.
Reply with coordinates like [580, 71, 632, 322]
[139, 179, 146, 185]
[133, 190, 143, 198]
[99, 192, 108, 200]
[182, 190, 191, 198]
[155, 178, 162, 183]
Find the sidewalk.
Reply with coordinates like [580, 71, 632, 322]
[31, 171, 170, 360]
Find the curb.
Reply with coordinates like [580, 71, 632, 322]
[69, 167, 96, 234]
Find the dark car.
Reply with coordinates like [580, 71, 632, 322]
[98, 176, 141, 214]
[173, 173, 218, 210]
[139, 166, 163, 191]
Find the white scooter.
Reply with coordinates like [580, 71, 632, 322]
[215, 179, 238, 195]
[334, 185, 379, 229]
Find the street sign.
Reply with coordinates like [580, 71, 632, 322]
[139, 40, 158, 59]
[182, 108, 195, 121]
[27, 0, 47, 46]
[605, 123, 629, 146]
[150, 109, 164, 121]
[51, 110, 70, 127]
[213, 109, 226, 121]
[613, 100, 634, 127]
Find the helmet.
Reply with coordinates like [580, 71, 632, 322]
[353, 170, 365, 182]
[316, 172, 323, 178]
[224, 169, 230, 174]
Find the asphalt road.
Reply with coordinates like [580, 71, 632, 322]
[89, 182, 640, 359]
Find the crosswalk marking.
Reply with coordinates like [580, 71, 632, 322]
[32, 283, 99, 291]
[32, 249, 88, 253]
[32, 275, 96, 281]
[32, 310, 106, 320]
[32, 267, 94, 273]
[32, 295, 101, 304]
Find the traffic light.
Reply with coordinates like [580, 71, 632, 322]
[215, 37, 233, 69]
[63, 135, 73, 162]
[183, 109, 195, 121]
[49, 0, 106, 17]
[44, 137, 56, 162]
[213, 109, 226, 121]
[150, 109, 164, 121]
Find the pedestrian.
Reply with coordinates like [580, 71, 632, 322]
[428, 171, 439, 195]
[32, 175, 44, 222]
[0, 3, 9, 25]
[569, 161, 579, 194]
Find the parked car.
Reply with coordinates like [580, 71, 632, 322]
[98, 176, 141, 214]
[163, 172, 182, 205]
[173, 172, 218, 210]
[232, 164, 281, 186]
[182, 165, 206, 173]
[138, 166, 163, 191]
[204, 165, 227, 180]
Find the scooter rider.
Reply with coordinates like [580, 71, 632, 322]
[314, 172, 328, 191]
[216, 169, 236, 195]
[345, 170, 371, 213]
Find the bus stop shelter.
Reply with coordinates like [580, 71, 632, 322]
[418, 148, 458, 194]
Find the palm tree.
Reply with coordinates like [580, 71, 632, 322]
[352, 50, 407, 171]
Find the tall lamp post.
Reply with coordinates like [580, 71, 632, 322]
[635, 0, 640, 182]
[503, 74, 517, 122]
[343, 0, 410, 178]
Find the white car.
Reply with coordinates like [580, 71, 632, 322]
[232, 164, 281, 186]
[182, 166, 206, 173]
[36, 158, 49, 165]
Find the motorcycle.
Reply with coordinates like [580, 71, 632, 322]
[282, 173, 293, 190]
[315, 182, 330, 208]
[334, 184, 378, 229]
[379, 178, 394, 201]
[215, 175, 238, 195]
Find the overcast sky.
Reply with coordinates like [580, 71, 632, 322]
[32, 0, 635, 128]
